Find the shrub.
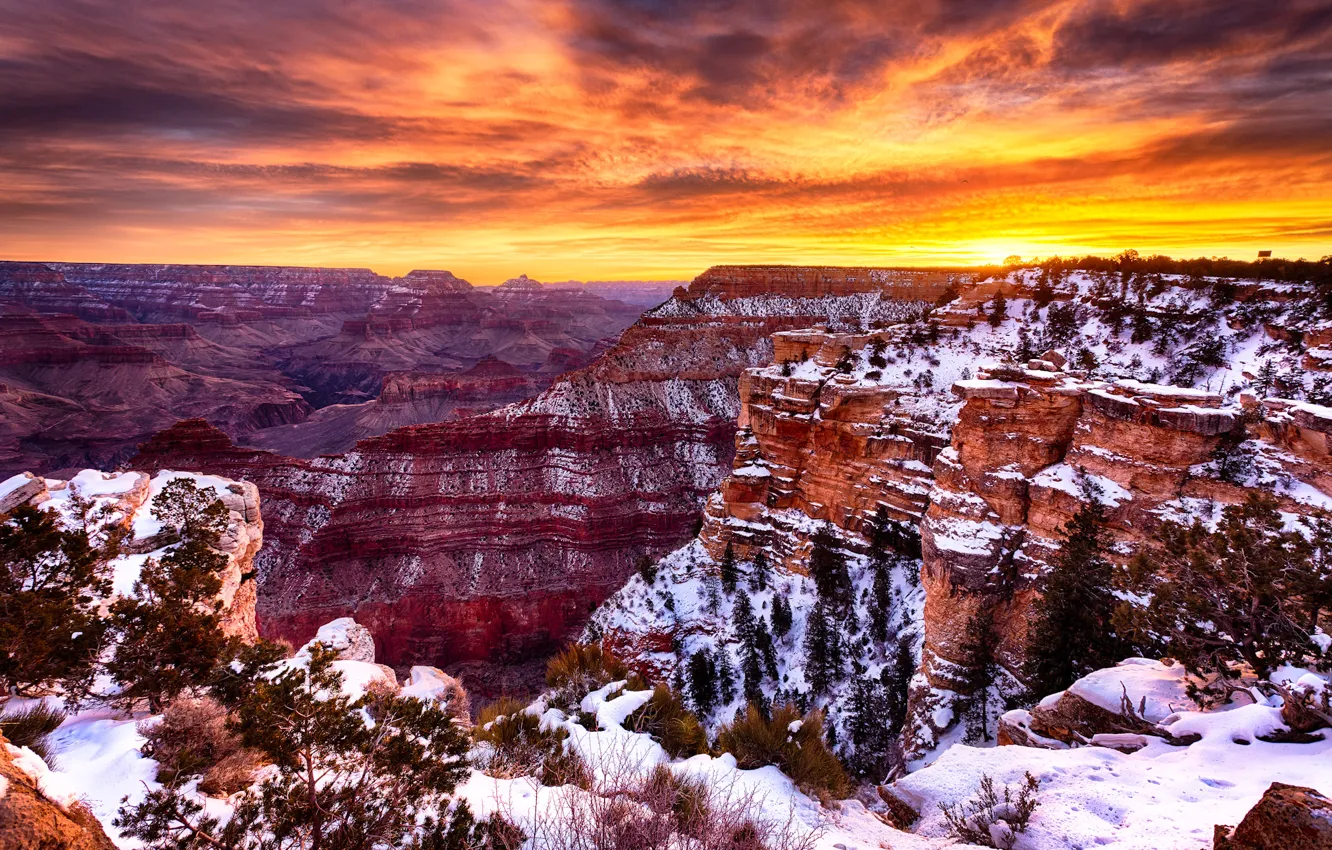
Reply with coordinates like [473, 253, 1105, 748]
[118, 644, 471, 849]
[473, 698, 573, 781]
[939, 772, 1040, 849]
[413, 803, 527, 850]
[546, 643, 633, 710]
[625, 685, 710, 758]
[513, 750, 817, 850]
[716, 705, 850, 798]
[0, 701, 66, 764]
[139, 696, 262, 795]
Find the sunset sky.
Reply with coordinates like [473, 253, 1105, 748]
[2, 0, 1329, 282]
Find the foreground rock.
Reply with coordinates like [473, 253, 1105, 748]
[0, 734, 117, 850]
[1214, 783, 1332, 850]
[0, 467, 263, 639]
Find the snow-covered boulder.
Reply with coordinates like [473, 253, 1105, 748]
[297, 617, 377, 664]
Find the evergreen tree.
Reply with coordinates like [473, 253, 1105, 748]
[808, 525, 852, 611]
[1024, 484, 1120, 697]
[771, 595, 793, 639]
[885, 634, 916, 734]
[717, 649, 737, 707]
[704, 574, 722, 616]
[749, 549, 770, 592]
[719, 542, 740, 594]
[117, 644, 472, 850]
[106, 480, 237, 711]
[1255, 359, 1280, 397]
[803, 600, 841, 694]
[732, 590, 756, 643]
[959, 608, 1003, 743]
[988, 292, 1008, 327]
[754, 617, 778, 680]
[0, 504, 111, 699]
[845, 675, 893, 779]
[688, 649, 718, 716]
[741, 639, 764, 708]
[867, 514, 896, 644]
[107, 537, 232, 712]
[1120, 493, 1322, 690]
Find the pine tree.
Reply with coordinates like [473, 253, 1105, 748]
[1120, 493, 1321, 689]
[0, 504, 111, 699]
[803, 600, 841, 694]
[688, 649, 718, 716]
[717, 649, 737, 707]
[106, 481, 236, 711]
[959, 608, 1003, 743]
[732, 590, 756, 643]
[117, 644, 472, 850]
[749, 549, 770, 592]
[705, 574, 722, 616]
[754, 617, 778, 680]
[719, 542, 740, 594]
[1255, 359, 1280, 397]
[771, 595, 793, 639]
[1024, 485, 1119, 698]
[808, 525, 851, 611]
[885, 634, 916, 734]
[107, 537, 232, 712]
[988, 292, 1007, 327]
[845, 675, 893, 779]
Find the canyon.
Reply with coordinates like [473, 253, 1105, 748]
[0, 262, 669, 475]
[594, 264, 1332, 758]
[123, 266, 956, 691]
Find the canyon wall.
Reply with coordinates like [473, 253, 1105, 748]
[130, 266, 955, 682]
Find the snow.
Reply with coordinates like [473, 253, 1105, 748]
[0, 472, 35, 500]
[896, 700, 1332, 850]
[1030, 463, 1133, 508]
[1065, 658, 1196, 722]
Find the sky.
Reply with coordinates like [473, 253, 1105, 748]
[1, 0, 1329, 282]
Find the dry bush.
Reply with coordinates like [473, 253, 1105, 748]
[0, 701, 66, 764]
[624, 684, 709, 758]
[138, 696, 262, 795]
[502, 740, 820, 850]
[939, 772, 1041, 850]
[473, 698, 573, 780]
[546, 644, 643, 711]
[716, 705, 851, 799]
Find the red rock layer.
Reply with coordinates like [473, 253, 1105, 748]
[905, 365, 1332, 757]
[130, 267, 954, 673]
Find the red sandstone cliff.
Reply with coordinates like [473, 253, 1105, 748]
[129, 267, 953, 681]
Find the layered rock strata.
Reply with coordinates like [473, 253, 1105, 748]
[906, 363, 1332, 757]
[130, 267, 954, 675]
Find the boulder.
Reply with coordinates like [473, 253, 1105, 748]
[1214, 783, 1332, 849]
[299, 617, 378, 663]
[0, 736, 117, 850]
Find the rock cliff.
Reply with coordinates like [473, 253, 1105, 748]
[129, 267, 954, 684]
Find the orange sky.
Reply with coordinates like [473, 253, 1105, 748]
[1, 0, 1329, 283]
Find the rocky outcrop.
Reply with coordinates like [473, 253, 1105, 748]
[1214, 783, 1332, 850]
[0, 735, 117, 850]
[906, 360, 1332, 758]
[0, 468, 263, 639]
[697, 326, 948, 571]
[130, 267, 953, 680]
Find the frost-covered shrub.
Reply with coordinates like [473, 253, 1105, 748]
[715, 705, 850, 798]
[939, 772, 1040, 850]
[624, 684, 709, 758]
[472, 698, 584, 785]
[545, 643, 633, 711]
